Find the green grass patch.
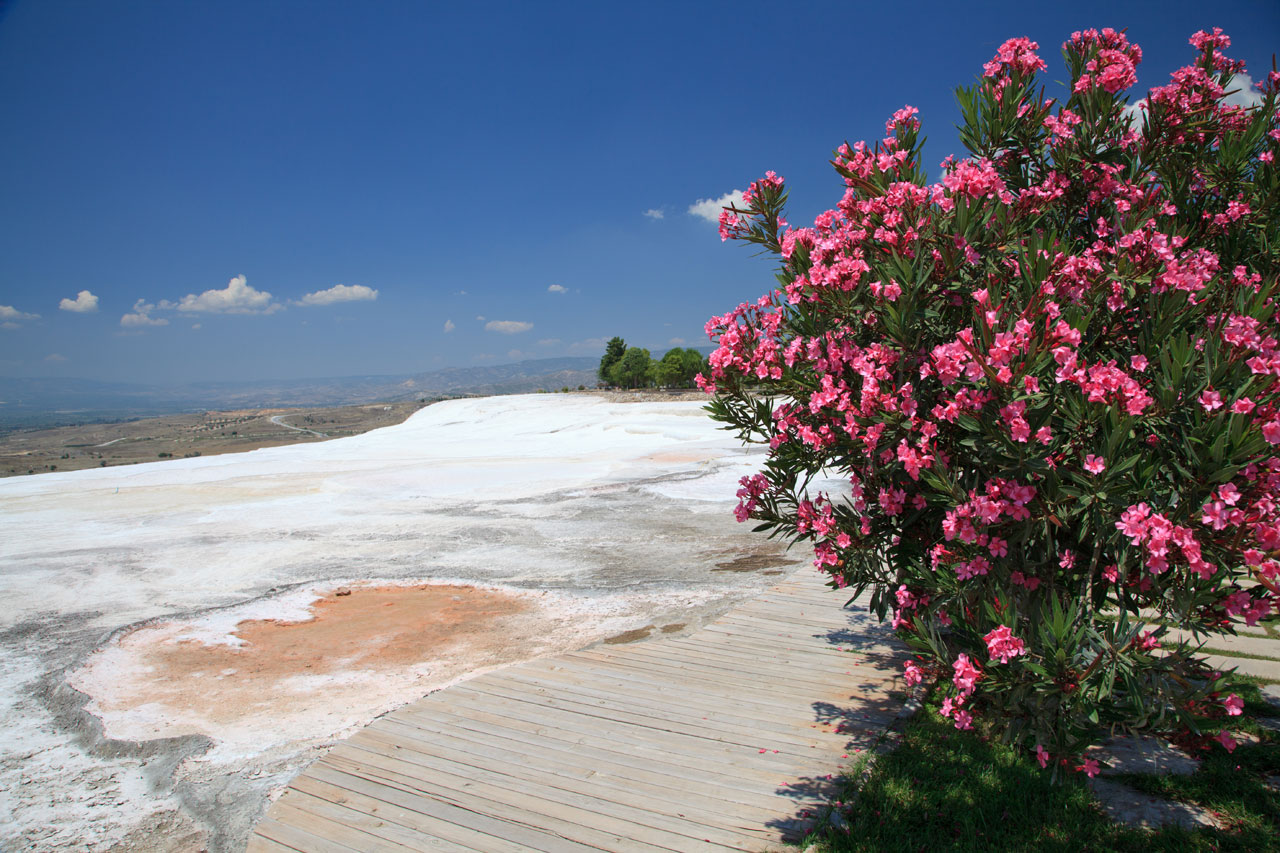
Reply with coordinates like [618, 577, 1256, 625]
[803, 684, 1279, 853]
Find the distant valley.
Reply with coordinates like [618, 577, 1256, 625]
[0, 357, 600, 431]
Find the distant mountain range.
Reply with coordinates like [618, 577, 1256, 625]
[0, 357, 602, 430]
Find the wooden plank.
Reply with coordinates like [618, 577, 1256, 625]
[303, 762, 621, 853]
[457, 659, 835, 717]
[268, 793, 459, 852]
[325, 740, 776, 850]
[647, 638, 904, 682]
[366, 708, 820, 812]
[543, 652, 849, 703]
[245, 835, 306, 853]
[403, 684, 824, 781]
[381, 696, 839, 799]
[559, 648, 893, 705]
[252, 815, 363, 853]
[307, 758, 744, 853]
[688, 626, 904, 659]
[380, 703, 831, 808]
[613, 640, 877, 686]
[475, 670, 841, 747]
[343, 725, 792, 835]
[691, 629, 905, 667]
[483, 666, 844, 749]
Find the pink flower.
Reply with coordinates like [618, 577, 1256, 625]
[904, 660, 924, 686]
[1116, 503, 1151, 542]
[1084, 454, 1106, 475]
[1035, 744, 1050, 768]
[1130, 355, 1148, 372]
[952, 653, 982, 694]
[1078, 758, 1101, 777]
[1231, 397, 1256, 414]
[952, 709, 974, 731]
[1200, 389, 1223, 411]
[1215, 730, 1238, 752]
[1011, 570, 1041, 590]
[984, 624, 1028, 664]
[1223, 693, 1244, 716]
[1264, 421, 1280, 444]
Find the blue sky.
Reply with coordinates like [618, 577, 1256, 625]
[1, 0, 1277, 384]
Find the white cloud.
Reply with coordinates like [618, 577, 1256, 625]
[668, 337, 686, 346]
[537, 338, 562, 347]
[297, 283, 378, 306]
[443, 319, 455, 333]
[485, 320, 533, 334]
[643, 209, 665, 219]
[688, 190, 746, 223]
[1223, 72, 1264, 110]
[507, 349, 527, 360]
[0, 305, 40, 328]
[474, 353, 496, 361]
[547, 284, 568, 294]
[59, 290, 98, 313]
[161, 275, 281, 314]
[476, 315, 486, 322]
[567, 337, 607, 353]
[45, 353, 67, 363]
[120, 299, 169, 327]
[1121, 98, 1147, 130]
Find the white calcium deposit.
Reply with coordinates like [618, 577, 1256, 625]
[0, 394, 804, 851]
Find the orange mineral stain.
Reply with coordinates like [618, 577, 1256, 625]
[74, 584, 549, 742]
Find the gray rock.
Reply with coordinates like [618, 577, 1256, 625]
[1089, 778, 1219, 830]
[1087, 734, 1200, 776]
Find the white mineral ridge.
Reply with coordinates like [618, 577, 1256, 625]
[0, 394, 761, 629]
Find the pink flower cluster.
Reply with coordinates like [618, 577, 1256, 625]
[1066, 28, 1142, 95]
[983, 624, 1028, 664]
[983, 37, 1048, 84]
[734, 473, 771, 523]
[1116, 502, 1213, 578]
[941, 479, 1036, 546]
[940, 653, 983, 730]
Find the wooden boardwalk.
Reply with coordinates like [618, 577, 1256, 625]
[247, 570, 909, 852]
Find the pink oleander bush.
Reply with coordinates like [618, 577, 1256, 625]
[702, 28, 1280, 773]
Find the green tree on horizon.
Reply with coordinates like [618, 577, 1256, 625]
[612, 346, 653, 388]
[598, 336, 626, 383]
[652, 347, 707, 387]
